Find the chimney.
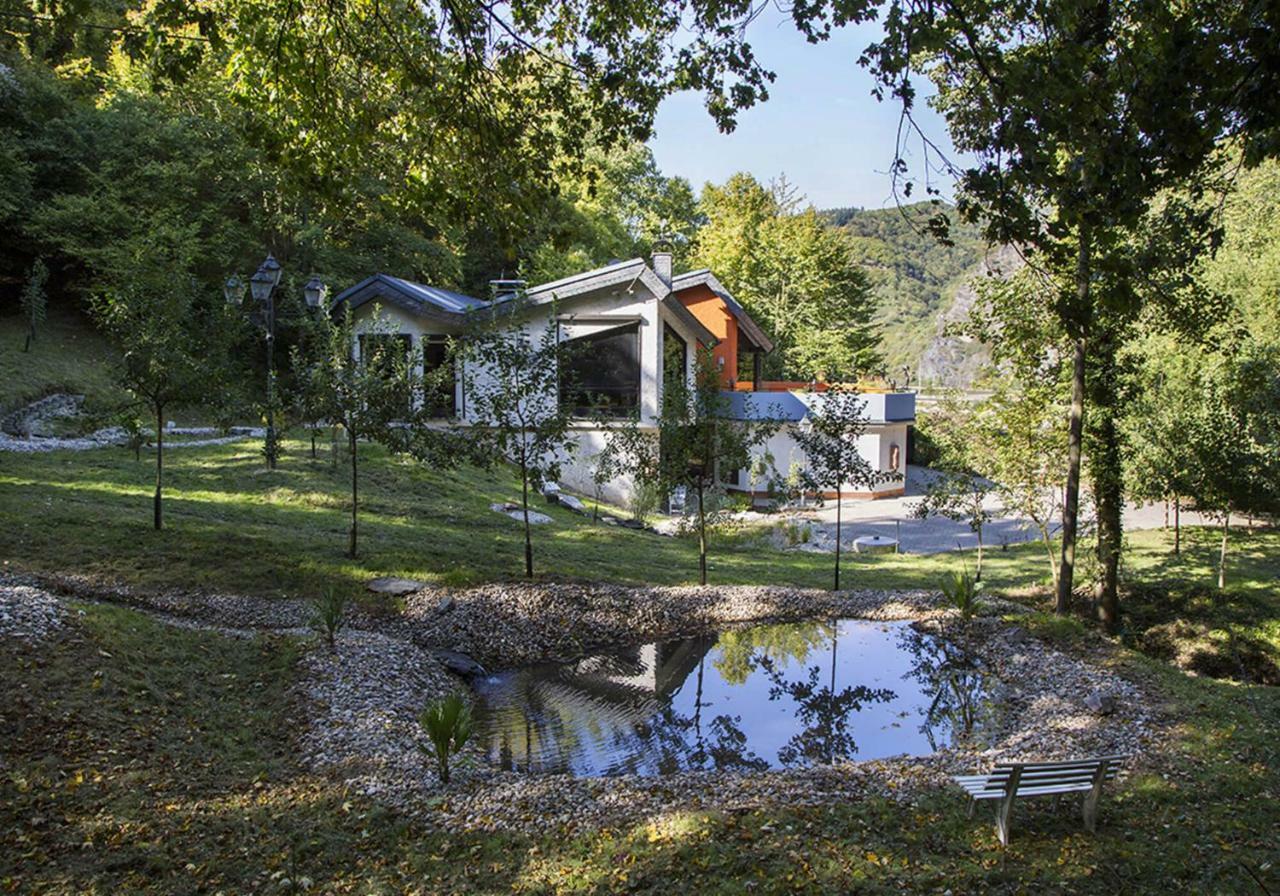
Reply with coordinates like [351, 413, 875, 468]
[651, 247, 673, 290]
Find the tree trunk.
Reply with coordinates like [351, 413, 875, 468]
[833, 488, 842, 591]
[521, 457, 534, 578]
[347, 428, 359, 558]
[1218, 512, 1230, 590]
[153, 405, 164, 531]
[1042, 525, 1060, 594]
[1173, 496, 1181, 556]
[697, 480, 708, 586]
[975, 520, 984, 582]
[1057, 333, 1087, 614]
[1092, 336, 1123, 631]
[1056, 225, 1092, 615]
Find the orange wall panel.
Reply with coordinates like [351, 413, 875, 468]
[676, 284, 738, 386]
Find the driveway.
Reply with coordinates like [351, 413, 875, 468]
[796, 466, 1218, 555]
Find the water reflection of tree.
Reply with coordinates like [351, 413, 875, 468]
[639, 656, 768, 773]
[713, 621, 837, 685]
[897, 626, 990, 751]
[755, 631, 896, 767]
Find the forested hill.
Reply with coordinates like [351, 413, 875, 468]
[823, 202, 992, 386]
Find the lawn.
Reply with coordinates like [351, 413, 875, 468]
[4, 434, 1271, 611]
[1, 598, 1276, 894]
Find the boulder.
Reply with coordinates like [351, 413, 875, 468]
[366, 576, 424, 596]
[556, 494, 588, 515]
[1084, 691, 1117, 715]
[490, 503, 552, 524]
[433, 649, 487, 678]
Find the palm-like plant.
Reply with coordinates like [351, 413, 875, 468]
[939, 570, 985, 621]
[420, 694, 474, 784]
[308, 588, 347, 650]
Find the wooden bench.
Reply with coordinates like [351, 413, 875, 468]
[955, 755, 1127, 845]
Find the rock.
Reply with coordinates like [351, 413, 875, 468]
[1084, 691, 1117, 715]
[434, 596, 456, 616]
[556, 494, 588, 515]
[367, 577, 425, 597]
[542, 481, 561, 504]
[618, 518, 646, 530]
[490, 503, 552, 524]
[433, 649, 487, 678]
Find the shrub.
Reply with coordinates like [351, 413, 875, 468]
[308, 587, 347, 650]
[939, 570, 985, 621]
[629, 478, 663, 523]
[420, 693, 473, 784]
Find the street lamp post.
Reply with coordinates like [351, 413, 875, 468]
[224, 255, 327, 469]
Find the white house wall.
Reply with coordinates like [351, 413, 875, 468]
[734, 422, 909, 499]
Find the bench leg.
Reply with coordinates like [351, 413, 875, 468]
[995, 793, 1015, 846]
[993, 766, 1022, 846]
[966, 797, 976, 819]
[1081, 760, 1109, 833]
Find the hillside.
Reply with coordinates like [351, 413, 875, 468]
[825, 201, 995, 386]
[0, 303, 121, 416]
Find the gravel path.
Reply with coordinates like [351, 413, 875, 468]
[4, 573, 1166, 835]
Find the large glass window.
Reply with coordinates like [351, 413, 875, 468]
[560, 323, 641, 418]
[663, 324, 687, 408]
[422, 336, 456, 417]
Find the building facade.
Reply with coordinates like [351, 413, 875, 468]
[331, 252, 914, 505]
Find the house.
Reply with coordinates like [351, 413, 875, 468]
[330, 250, 914, 505]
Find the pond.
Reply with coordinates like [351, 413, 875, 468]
[470, 619, 993, 776]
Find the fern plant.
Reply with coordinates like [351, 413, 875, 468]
[308, 587, 347, 650]
[939, 569, 985, 621]
[420, 693, 473, 784]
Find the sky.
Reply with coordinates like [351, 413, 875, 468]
[648, 10, 962, 212]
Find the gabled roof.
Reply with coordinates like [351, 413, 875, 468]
[505, 259, 717, 346]
[330, 263, 719, 346]
[331, 274, 487, 322]
[671, 269, 775, 354]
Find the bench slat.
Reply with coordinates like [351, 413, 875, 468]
[969, 782, 1098, 799]
[970, 769, 1119, 787]
[957, 770, 1119, 791]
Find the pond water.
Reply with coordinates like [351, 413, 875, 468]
[471, 619, 992, 777]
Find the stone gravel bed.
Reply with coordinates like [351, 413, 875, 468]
[0, 583, 66, 643]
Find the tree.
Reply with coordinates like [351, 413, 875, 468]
[91, 262, 215, 531]
[912, 397, 996, 580]
[788, 0, 1279, 628]
[1149, 341, 1280, 590]
[460, 304, 578, 578]
[19, 257, 47, 352]
[790, 387, 895, 590]
[607, 349, 775, 585]
[294, 307, 419, 558]
[692, 174, 881, 381]
[974, 384, 1067, 591]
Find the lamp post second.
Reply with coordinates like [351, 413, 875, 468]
[225, 255, 327, 469]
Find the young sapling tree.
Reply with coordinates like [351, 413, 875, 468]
[790, 386, 897, 590]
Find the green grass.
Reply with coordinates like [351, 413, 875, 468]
[5, 434, 1274, 609]
[1, 600, 1276, 894]
[0, 305, 122, 416]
